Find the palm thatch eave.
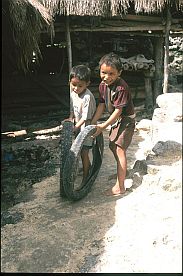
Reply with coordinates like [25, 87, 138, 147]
[4, 0, 183, 73]
[40, 0, 183, 17]
[4, 0, 54, 73]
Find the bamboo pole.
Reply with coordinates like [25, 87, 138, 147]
[163, 8, 171, 94]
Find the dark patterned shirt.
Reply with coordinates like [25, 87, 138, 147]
[99, 78, 134, 117]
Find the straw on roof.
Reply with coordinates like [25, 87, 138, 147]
[39, 0, 183, 16]
[4, 0, 183, 73]
[6, 0, 53, 73]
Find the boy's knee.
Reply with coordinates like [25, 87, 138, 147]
[116, 145, 126, 154]
[109, 142, 116, 152]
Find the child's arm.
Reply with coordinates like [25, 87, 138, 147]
[74, 118, 85, 131]
[92, 107, 122, 137]
[62, 111, 74, 122]
[91, 103, 105, 124]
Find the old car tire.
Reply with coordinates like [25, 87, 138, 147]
[60, 121, 74, 197]
[62, 125, 104, 201]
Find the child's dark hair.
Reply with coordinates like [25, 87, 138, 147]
[69, 65, 91, 82]
[99, 52, 122, 72]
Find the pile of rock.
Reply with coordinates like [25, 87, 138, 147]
[130, 92, 182, 191]
[169, 36, 183, 77]
[151, 92, 182, 146]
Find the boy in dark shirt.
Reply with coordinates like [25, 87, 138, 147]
[92, 52, 135, 196]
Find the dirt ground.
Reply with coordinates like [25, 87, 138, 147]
[1, 118, 182, 273]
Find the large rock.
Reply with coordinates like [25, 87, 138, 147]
[156, 92, 182, 110]
[151, 120, 182, 145]
[135, 119, 152, 131]
[153, 107, 182, 123]
[151, 93, 182, 145]
[152, 141, 182, 157]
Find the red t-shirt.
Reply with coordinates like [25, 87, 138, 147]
[99, 78, 134, 116]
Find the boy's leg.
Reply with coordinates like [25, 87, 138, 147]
[105, 118, 135, 195]
[80, 148, 91, 181]
[105, 143, 126, 195]
[115, 146, 127, 193]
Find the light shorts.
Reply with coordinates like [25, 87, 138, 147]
[82, 136, 94, 149]
[74, 127, 94, 149]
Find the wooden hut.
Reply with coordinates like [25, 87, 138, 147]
[2, 0, 183, 120]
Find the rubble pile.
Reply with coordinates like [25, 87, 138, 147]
[169, 36, 183, 78]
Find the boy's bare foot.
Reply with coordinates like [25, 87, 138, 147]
[104, 187, 126, 196]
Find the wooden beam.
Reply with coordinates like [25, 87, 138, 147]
[98, 20, 164, 27]
[49, 27, 165, 37]
[54, 24, 165, 32]
[51, 17, 182, 33]
[120, 14, 163, 22]
[116, 14, 180, 24]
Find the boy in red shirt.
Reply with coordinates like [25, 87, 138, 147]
[92, 52, 135, 196]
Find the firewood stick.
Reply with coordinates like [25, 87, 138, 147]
[143, 63, 149, 70]
[123, 63, 129, 70]
[137, 63, 144, 69]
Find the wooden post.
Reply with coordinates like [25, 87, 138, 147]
[144, 70, 154, 113]
[66, 16, 72, 98]
[163, 8, 171, 94]
[153, 36, 164, 104]
[66, 16, 72, 74]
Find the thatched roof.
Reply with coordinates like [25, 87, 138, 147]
[3, 0, 183, 73]
[38, 0, 183, 16]
[3, 0, 54, 73]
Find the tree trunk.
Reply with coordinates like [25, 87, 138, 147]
[153, 36, 164, 104]
[66, 16, 72, 74]
[163, 8, 171, 94]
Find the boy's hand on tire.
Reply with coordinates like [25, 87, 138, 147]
[91, 124, 104, 138]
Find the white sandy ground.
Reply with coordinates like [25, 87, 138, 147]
[1, 127, 182, 273]
[88, 128, 182, 273]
